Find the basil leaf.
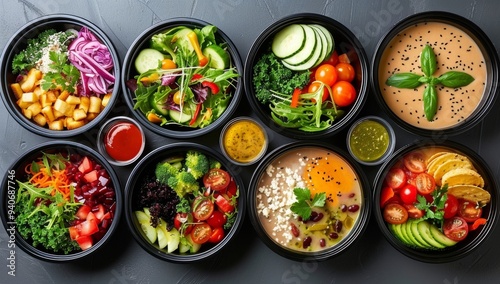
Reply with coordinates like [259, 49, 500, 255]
[421, 45, 437, 77]
[438, 71, 475, 88]
[386, 73, 424, 89]
[423, 85, 438, 121]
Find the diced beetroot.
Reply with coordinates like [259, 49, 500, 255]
[78, 157, 93, 174]
[76, 204, 91, 220]
[84, 170, 99, 183]
[101, 218, 111, 229]
[75, 235, 93, 250]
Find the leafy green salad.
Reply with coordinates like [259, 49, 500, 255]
[129, 25, 239, 128]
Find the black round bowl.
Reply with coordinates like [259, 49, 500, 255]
[121, 17, 243, 139]
[373, 140, 498, 263]
[0, 14, 121, 138]
[247, 141, 371, 261]
[371, 11, 499, 137]
[124, 142, 246, 262]
[0, 141, 122, 262]
[244, 13, 369, 140]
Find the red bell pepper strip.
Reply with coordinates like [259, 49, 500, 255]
[290, 88, 302, 108]
[215, 194, 235, 213]
[202, 81, 220, 95]
[191, 74, 203, 81]
[189, 103, 203, 126]
[469, 218, 487, 231]
[380, 186, 395, 208]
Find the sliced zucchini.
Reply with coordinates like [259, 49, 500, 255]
[282, 24, 316, 66]
[203, 45, 230, 69]
[271, 24, 306, 59]
[169, 108, 192, 123]
[135, 48, 166, 74]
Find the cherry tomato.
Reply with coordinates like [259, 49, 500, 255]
[457, 199, 482, 223]
[308, 82, 329, 102]
[443, 194, 459, 219]
[208, 227, 225, 243]
[174, 213, 193, 235]
[225, 178, 238, 198]
[335, 62, 355, 82]
[383, 203, 408, 224]
[384, 167, 407, 190]
[324, 50, 339, 66]
[403, 204, 424, 219]
[173, 90, 184, 105]
[443, 216, 469, 242]
[314, 64, 338, 86]
[191, 223, 212, 244]
[331, 81, 356, 107]
[203, 169, 231, 191]
[403, 152, 426, 173]
[400, 184, 417, 205]
[206, 210, 227, 228]
[415, 173, 436, 195]
[192, 196, 214, 221]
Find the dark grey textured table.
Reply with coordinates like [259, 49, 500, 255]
[2, 1, 500, 283]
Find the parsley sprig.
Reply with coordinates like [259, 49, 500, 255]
[41, 51, 80, 93]
[290, 187, 326, 220]
[415, 184, 448, 229]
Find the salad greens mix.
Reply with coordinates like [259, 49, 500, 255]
[130, 25, 239, 128]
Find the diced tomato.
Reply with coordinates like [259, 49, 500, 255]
[93, 204, 105, 222]
[75, 235, 93, 250]
[215, 194, 235, 213]
[83, 170, 99, 183]
[86, 212, 98, 223]
[380, 187, 395, 207]
[78, 156, 93, 174]
[76, 204, 91, 220]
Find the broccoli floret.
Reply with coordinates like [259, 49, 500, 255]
[155, 161, 179, 184]
[209, 158, 222, 169]
[185, 151, 209, 179]
[167, 171, 199, 197]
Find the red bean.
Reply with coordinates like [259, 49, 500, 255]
[290, 223, 300, 237]
[303, 236, 312, 248]
[348, 204, 360, 212]
[319, 238, 326, 247]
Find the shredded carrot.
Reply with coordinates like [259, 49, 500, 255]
[26, 161, 72, 201]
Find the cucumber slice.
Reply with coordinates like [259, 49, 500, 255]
[405, 220, 427, 248]
[429, 223, 457, 247]
[203, 45, 230, 69]
[165, 227, 180, 253]
[389, 223, 410, 246]
[311, 24, 334, 57]
[169, 109, 192, 123]
[282, 25, 323, 71]
[271, 24, 306, 59]
[149, 95, 168, 116]
[186, 234, 201, 253]
[140, 222, 157, 244]
[282, 24, 317, 66]
[417, 221, 446, 249]
[172, 27, 195, 52]
[179, 237, 191, 253]
[135, 48, 166, 74]
[310, 25, 329, 66]
[156, 225, 168, 249]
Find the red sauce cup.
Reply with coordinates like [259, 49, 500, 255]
[97, 116, 146, 166]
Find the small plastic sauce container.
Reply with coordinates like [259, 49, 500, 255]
[347, 116, 395, 166]
[220, 117, 268, 166]
[97, 116, 145, 166]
